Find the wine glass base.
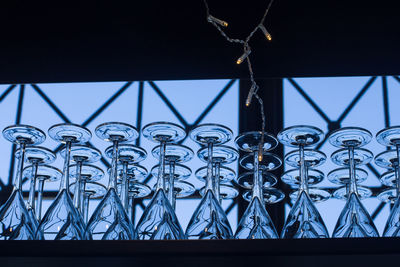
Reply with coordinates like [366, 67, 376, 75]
[189, 123, 233, 145]
[114, 165, 148, 182]
[70, 164, 105, 182]
[49, 123, 91, 144]
[24, 164, 62, 182]
[280, 168, 324, 187]
[95, 122, 138, 142]
[142, 121, 185, 143]
[239, 152, 281, 171]
[328, 127, 372, 148]
[70, 182, 107, 199]
[199, 184, 239, 199]
[152, 163, 191, 181]
[197, 145, 238, 164]
[236, 171, 277, 189]
[18, 146, 56, 164]
[128, 182, 152, 199]
[331, 148, 373, 166]
[3, 125, 46, 145]
[277, 125, 324, 147]
[290, 188, 331, 203]
[235, 131, 278, 152]
[377, 189, 397, 204]
[152, 144, 193, 163]
[379, 170, 397, 187]
[332, 186, 372, 200]
[195, 166, 235, 183]
[327, 167, 368, 185]
[173, 181, 196, 198]
[284, 149, 326, 168]
[242, 188, 285, 204]
[105, 144, 147, 163]
[61, 145, 102, 163]
[376, 126, 400, 147]
[375, 149, 399, 169]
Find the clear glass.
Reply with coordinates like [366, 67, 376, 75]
[37, 123, 91, 240]
[87, 122, 138, 240]
[0, 125, 46, 240]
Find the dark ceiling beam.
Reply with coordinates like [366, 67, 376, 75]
[0, 1, 399, 83]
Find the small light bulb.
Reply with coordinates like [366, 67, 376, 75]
[207, 15, 228, 27]
[245, 84, 257, 106]
[259, 24, 272, 41]
[236, 49, 251, 65]
[258, 143, 263, 162]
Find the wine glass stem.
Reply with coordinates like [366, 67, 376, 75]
[128, 196, 134, 223]
[36, 179, 44, 221]
[121, 161, 129, 211]
[27, 162, 38, 210]
[108, 139, 119, 190]
[205, 141, 214, 192]
[172, 192, 177, 211]
[214, 162, 221, 203]
[299, 144, 308, 193]
[167, 161, 175, 205]
[395, 144, 400, 197]
[348, 146, 358, 196]
[73, 161, 83, 209]
[252, 151, 264, 202]
[79, 179, 86, 214]
[14, 142, 26, 191]
[156, 140, 166, 191]
[60, 140, 72, 193]
[82, 193, 90, 224]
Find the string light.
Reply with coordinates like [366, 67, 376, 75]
[203, 0, 275, 161]
[207, 15, 228, 27]
[236, 49, 251, 65]
[259, 24, 272, 41]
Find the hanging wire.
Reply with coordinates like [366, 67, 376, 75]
[203, 0, 275, 161]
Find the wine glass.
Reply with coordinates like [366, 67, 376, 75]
[70, 182, 107, 224]
[376, 126, 400, 236]
[234, 131, 282, 239]
[23, 165, 62, 222]
[87, 122, 138, 240]
[60, 145, 101, 212]
[126, 181, 151, 225]
[70, 164, 105, 215]
[278, 125, 329, 238]
[330, 127, 379, 238]
[105, 144, 147, 213]
[37, 123, 91, 240]
[0, 125, 46, 240]
[135, 122, 186, 240]
[152, 144, 193, 206]
[186, 123, 234, 239]
[17, 146, 56, 231]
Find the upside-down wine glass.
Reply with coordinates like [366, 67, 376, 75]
[234, 131, 281, 239]
[87, 122, 138, 240]
[330, 127, 379, 238]
[0, 125, 46, 240]
[60, 145, 101, 213]
[186, 123, 234, 239]
[278, 125, 329, 238]
[135, 122, 185, 240]
[376, 126, 400, 236]
[37, 123, 91, 240]
[106, 144, 147, 214]
[26, 165, 62, 222]
[18, 146, 56, 232]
